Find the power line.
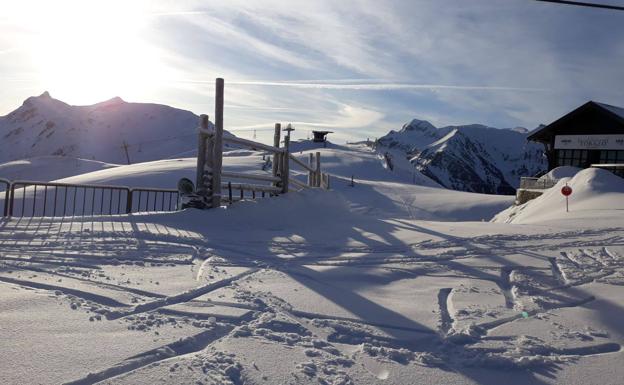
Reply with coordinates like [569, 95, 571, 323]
[121, 141, 131, 164]
[534, 0, 624, 11]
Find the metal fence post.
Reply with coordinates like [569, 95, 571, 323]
[126, 189, 133, 213]
[2, 180, 10, 217]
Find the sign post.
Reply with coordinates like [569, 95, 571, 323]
[561, 184, 573, 212]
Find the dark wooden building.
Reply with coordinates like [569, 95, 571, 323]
[312, 130, 332, 143]
[527, 101, 624, 171]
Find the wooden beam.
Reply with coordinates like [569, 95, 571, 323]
[289, 154, 316, 173]
[221, 171, 281, 183]
[223, 136, 285, 154]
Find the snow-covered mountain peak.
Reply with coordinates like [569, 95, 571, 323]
[19, 91, 67, 111]
[510, 126, 529, 134]
[36, 91, 52, 100]
[0, 94, 216, 164]
[95, 96, 126, 107]
[377, 119, 547, 194]
[401, 118, 437, 133]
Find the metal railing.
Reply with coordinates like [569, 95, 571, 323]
[0, 179, 179, 218]
[130, 187, 179, 213]
[519, 177, 559, 190]
[223, 181, 279, 204]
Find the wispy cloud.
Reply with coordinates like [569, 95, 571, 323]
[226, 80, 545, 92]
[1, 0, 623, 143]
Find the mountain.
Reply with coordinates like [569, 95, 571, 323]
[376, 119, 547, 195]
[0, 92, 223, 165]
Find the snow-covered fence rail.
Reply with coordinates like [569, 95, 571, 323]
[0, 180, 179, 218]
[519, 177, 559, 190]
[288, 152, 330, 189]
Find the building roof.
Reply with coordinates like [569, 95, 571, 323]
[527, 101, 624, 143]
[596, 102, 624, 120]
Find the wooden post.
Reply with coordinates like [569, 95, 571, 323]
[273, 123, 281, 148]
[272, 123, 281, 187]
[308, 153, 314, 186]
[196, 114, 213, 203]
[315, 151, 321, 188]
[205, 123, 215, 202]
[211, 78, 224, 209]
[281, 134, 290, 193]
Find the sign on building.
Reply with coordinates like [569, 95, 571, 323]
[554, 135, 624, 150]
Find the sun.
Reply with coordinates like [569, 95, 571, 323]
[12, 0, 169, 104]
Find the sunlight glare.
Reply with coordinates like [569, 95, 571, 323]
[10, 0, 169, 104]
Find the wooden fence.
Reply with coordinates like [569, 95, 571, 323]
[0, 78, 331, 217]
[194, 78, 331, 209]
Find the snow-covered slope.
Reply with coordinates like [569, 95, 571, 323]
[0, 92, 224, 164]
[1, 139, 623, 384]
[377, 119, 547, 195]
[0, 156, 118, 182]
[48, 143, 513, 221]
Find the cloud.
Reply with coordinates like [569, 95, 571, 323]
[1, 0, 623, 143]
[226, 80, 545, 92]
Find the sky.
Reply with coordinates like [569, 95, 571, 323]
[1, 0, 623, 143]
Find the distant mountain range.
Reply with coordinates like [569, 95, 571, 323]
[376, 119, 547, 194]
[0, 92, 220, 165]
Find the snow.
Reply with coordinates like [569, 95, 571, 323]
[540, 166, 582, 181]
[493, 168, 624, 224]
[1, 142, 623, 385]
[377, 119, 547, 194]
[0, 156, 118, 182]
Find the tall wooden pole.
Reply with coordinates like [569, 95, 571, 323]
[212, 78, 224, 208]
[272, 123, 281, 188]
[196, 114, 210, 195]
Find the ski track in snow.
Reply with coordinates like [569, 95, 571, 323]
[0, 216, 623, 384]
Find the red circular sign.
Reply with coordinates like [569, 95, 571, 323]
[561, 185, 573, 196]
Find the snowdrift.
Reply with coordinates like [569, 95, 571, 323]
[493, 168, 624, 223]
[539, 166, 581, 180]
